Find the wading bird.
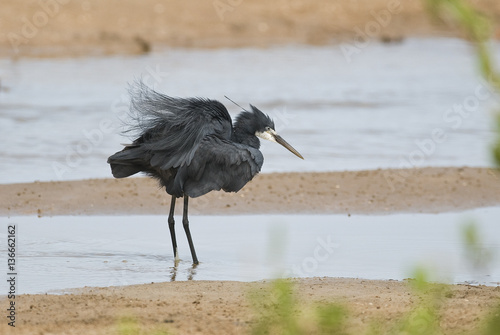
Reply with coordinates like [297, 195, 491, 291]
[107, 82, 303, 264]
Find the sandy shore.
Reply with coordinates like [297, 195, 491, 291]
[1, 167, 499, 334]
[2, 167, 500, 217]
[1, 278, 499, 334]
[1, 0, 500, 58]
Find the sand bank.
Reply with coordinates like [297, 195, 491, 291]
[2, 167, 499, 217]
[2, 0, 500, 58]
[2, 277, 499, 334]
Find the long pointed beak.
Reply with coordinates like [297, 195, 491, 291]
[274, 134, 304, 159]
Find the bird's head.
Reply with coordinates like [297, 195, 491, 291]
[249, 105, 304, 160]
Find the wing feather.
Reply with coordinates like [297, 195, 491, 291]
[179, 135, 264, 198]
[110, 81, 233, 177]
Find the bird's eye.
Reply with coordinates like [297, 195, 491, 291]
[265, 126, 270, 131]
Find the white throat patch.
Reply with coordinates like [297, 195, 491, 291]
[255, 129, 277, 143]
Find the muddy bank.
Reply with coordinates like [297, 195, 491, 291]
[2, 167, 499, 216]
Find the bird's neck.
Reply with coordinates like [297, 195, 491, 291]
[231, 127, 260, 149]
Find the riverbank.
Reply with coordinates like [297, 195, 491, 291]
[2, 0, 499, 58]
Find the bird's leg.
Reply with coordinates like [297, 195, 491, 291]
[168, 195, 179, 260]
[182, 195, 199, 265]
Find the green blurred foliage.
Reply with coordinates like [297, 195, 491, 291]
[116, 316, 171, 335]
[315, 304, 347, 335]
[248, 279, 348, 335]
[426, 0, 500, 166]
[249, 279, 302, 335]
[425, 0, 498, 85]
[392, 268, 444, 335]
[462, 221, 494, 270]
[482, 303, 500, 335]
[117, 316, 141, 335]
[393, 305, 442, 335]
[494, 114, 500, 166]
[248, 267, 498, 335]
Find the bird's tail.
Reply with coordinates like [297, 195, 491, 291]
[107, 147, 144, 178]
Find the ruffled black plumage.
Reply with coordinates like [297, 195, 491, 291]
[108, 81, 271, 198]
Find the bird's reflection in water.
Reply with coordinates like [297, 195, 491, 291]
[187, 263, 198, 281]
[169, 259, 198, 281]
[169, 259, 179, 282]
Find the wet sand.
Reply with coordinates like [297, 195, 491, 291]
[2, 167, 500, 217]
[2, 0, 500, 58]
[2, 278, 499, 334]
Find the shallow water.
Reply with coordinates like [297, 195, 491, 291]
[1, 38, 499, 183]
[1, 207, 499, 294]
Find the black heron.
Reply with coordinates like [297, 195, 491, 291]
[107, 82, 303, 264]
